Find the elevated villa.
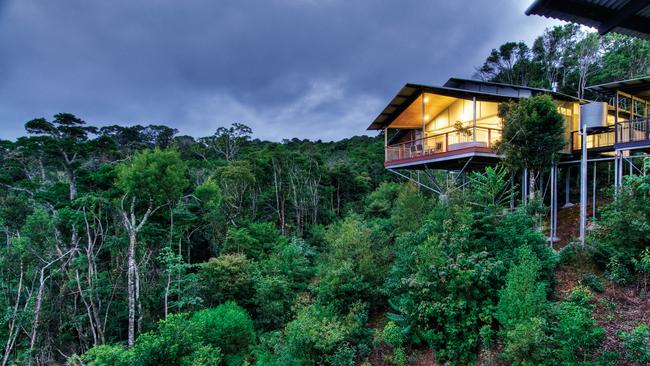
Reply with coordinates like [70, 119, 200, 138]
[368, 77, 650, 171]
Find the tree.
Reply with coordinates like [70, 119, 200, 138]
[158, 247, 202, 318]
[24, 113, 97, 200]
[532, 25, 579, 90]
[199, 123, 252, 161]
[496, 95, 565, 199]
[115, 148, 188, 347]
[572, 32, 601, 99]
[476, 42, 536, 86]
[592, 34, 650, 85]
[217, 160, 256, 224]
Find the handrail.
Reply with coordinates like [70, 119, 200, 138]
[385, 127, 501, 163]
[570, 127, 615, 151]
[616, 117, 650, 145]
[388, 127, 501, 149]
[568, 117, 650, 150]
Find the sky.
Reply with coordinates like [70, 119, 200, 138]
[0, 0, 562, 142]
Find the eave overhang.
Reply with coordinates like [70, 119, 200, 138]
[526, 0, 650, 40]
[586, 76, 650, 99]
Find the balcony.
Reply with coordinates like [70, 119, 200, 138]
[570, 129, 615, 152]
[616, 118, 650, 149]
[569, 118, 650, 153]
[385, 127, 501, 169]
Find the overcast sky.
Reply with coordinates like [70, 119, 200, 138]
[0, 0, 561, 141]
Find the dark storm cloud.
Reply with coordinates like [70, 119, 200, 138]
[0, 0, 559, 141]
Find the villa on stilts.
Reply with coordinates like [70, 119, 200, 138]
[368, 76, 650, 244]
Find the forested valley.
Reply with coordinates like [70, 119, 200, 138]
[1, 26, 650, 366]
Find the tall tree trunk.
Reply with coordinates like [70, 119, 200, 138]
[76, 269, 98, 346]
[135, 258, 142, 335]
[2, 265, 23, 366]
[529, 170, 537, 200]
[164, 271, 171, 319]
[67, 168, 77, 201]
[121, 197, 154, 348]
[28, 268, 48, 361]
[127, 230, 137, 348]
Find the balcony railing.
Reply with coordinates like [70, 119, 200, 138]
[385, 127, 501, 163]
[616, 117, 650, 146]
[569, 118, 650, 152]
[571, 129, 615, 151]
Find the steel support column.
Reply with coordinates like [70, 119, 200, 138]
[579, 121, 587, 247]
[564, 166, 573, 207]
[549, 164, 558, 247]
[592, 162, 597, 220]
[522, 168, 528, 203]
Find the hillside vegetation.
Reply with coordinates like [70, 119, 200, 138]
[1, 26, 650, 365]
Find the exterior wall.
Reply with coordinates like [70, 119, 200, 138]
[385, 93, 585, 165]
[422, 98, 502, 153]
[557, 101, 580, 153]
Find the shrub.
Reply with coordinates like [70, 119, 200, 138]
[75, 304, 249, 366]
[496, 245, 547, 331]
[132, 313, 198, 366]
[500, 317, 549, 365]
[392, 347, 407, 366]
[580, 273, 604, 293]
[558, 243, 579, 264]
[316, 260, 370, 313]
[565, 286, 594, 307]
[316, 215, 382, 311]
[391, 183, 430, 233]
[479, 324, 494, 351]
[619, 324, 650, 364]
[324, 215, 379, 286]
[606, 256, 630, 285]
[247, 222, 282, 250]
[632, 247, 650, 293]
[190, 302, 255, 364]
[181, 345, 222, 366]
[222, 222, 282, 259]
[281, 303, 370, 365]
[222, 227, 262, 259]
[199, 253, 253, 306]
[253, 274, 294, 329]
[262, 237, 314, 289]
[496, 246, 549, 365]
[382, 321, 405, 348]
[591, 165, 650, 269]
[72, 345, 133, 366]
[474, 208, 558, 281]
[386, 204, 503, 363]
[364, 182, 402, 218]
[547, 300, 605, 364]
[250, 331, 283, 366]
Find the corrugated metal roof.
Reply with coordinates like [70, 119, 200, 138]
[586, 75, 650, 98]
[526, 0, 650, 40]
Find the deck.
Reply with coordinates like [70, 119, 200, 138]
[569, 118, 650, 154]
[386, 118, 650, 170]
[384, 127, 501, 170]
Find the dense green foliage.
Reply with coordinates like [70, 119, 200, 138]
[69, 302, 252, 366]
[2, 27, 649, 366]
[476, 25, 650, 99]
[496, 95, 565, 175]
[0, 117, 633, 365]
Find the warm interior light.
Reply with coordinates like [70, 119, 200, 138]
[423, 96, 429, 103]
